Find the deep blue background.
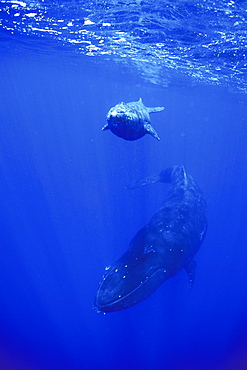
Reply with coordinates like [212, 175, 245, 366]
[0, 49, 247, 370]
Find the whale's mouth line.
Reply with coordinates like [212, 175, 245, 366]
[109, 117, 131, 127]
[95, 267, 168, 311]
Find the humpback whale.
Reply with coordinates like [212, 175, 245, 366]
[94, 165, 207, 313]
[102, 98, 164, 141]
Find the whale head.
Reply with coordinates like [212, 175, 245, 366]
[107, 104, 135, 127]
[94, 226, 172, 313]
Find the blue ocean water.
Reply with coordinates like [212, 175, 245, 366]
[0, 1, 247, 369]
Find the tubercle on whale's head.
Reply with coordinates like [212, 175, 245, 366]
[107, 102, 127, 116]
[94, 230, 172, 313]
[107, 109, 137, 129]
[107, 112, 126, 125]
[94, 261, 171, 313]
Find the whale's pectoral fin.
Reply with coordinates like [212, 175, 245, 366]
[127, 167, 175, 189]
[184, 258, 196, 287]
[127, 174, 161, 189]
[145, 123, 161, 141]
[102, 123, 109, 131]
[147, 106, 164, 113]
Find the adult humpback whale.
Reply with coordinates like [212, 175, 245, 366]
[94, 165, 207, 313]
[102, 98, 164, 141]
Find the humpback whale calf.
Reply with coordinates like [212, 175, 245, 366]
[94, 165, 207, 313]
[102, 98, 164, 141]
